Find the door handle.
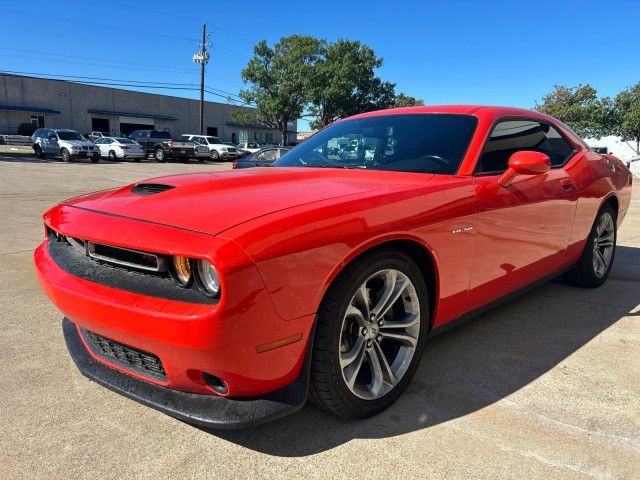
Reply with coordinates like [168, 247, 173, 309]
[559, 178, 574, 191]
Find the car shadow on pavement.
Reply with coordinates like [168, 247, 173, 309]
[211, 245, 640, 457]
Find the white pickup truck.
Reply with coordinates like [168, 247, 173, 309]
[181, 134, 239, 161]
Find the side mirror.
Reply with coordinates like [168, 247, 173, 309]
[498, 151, 551, 187]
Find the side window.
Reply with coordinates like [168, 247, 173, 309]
[94, 138, 104, 144]
[254, 151, 266, 161]
[477, 120, 576, 174]
[261, 149, 277, 161]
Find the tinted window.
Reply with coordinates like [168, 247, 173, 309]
[94, 138, 105, 144]
[477, 120, 575, 173]
[275, 114, 478, 174]
[151, 130, 171, 139]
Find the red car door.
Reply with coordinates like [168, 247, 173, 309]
[468, 119, 578, 307]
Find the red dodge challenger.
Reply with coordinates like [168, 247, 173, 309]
[35, 106, 632, 428]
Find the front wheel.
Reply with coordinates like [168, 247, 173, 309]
[33, 145, 44, 159]
[564, 203, 617, 288]
[61, 148, 71, 162]
[309, 249, 429, 418]
[210, 150, 219, 161]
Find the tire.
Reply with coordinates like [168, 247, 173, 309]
[564, 203, 617, 288]
[90, 155, 99, 163]
[108, 150, 117, 161]
[61, 148, 71, 162]
[210, 150, 219, 161]
[154, 148, 165, 162]
[309, 248, 429, 418]
[33, 145, 43, 159]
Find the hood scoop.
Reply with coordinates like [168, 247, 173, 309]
[131, 183, 176, 196]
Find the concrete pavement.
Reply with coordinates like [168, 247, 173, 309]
[0, 155, 638, 479]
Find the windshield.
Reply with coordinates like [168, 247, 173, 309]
[57, 130, 85, 141]
[275, 114, 478, 174]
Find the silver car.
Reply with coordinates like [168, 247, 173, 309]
[32, 128, 100, 162]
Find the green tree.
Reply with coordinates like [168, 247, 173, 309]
[240, 35, 323, 145]
[534, 84, 610, 139]
[307, 40, 396, 130]
[393, 93, 425, 108]
[612, 83, 640, 155]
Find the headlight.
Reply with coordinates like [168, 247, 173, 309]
[220, 147, 227, 152]
[171, 256, 193, 287]
[196, 260, 221, 297]
[70, 146, 80, 150]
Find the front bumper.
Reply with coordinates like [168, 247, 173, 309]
[63, 318, 309, 429]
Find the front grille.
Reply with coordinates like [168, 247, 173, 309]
[82, 146, 88, 150]
[227, 147, 236, 153]
[81, 328, 167, 382]
[87, 241, 165, 273]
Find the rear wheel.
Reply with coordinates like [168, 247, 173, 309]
[108, 150, 117, 161]
[154, 148, 165, 162]
[309, 249, 429, 418]
[61, 148, 71, 162]
[564, 204, 617, 288]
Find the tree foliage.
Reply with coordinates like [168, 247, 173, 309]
[534, 84, 610, 139]
[393, 93, 425, 108]
[239, 36, 423, 139]
[240, 35, 323, 145]
[612, 82, 640, 155]
[307, 40, 396, 130]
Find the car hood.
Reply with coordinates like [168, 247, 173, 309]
[61, 167, 413, 235]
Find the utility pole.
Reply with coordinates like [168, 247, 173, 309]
[193, 23, 210, 135]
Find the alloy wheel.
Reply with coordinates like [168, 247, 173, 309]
[339, 268, 420, 400]
[592, 211, 615, 278]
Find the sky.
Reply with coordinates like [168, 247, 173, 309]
[1, 0, 639, 132]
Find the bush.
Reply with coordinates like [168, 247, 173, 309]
[17, 122, 38, 136]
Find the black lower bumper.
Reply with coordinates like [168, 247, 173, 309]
[62, 318, 309, 429]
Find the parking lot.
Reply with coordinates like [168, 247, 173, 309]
[1, 152, 638, 479]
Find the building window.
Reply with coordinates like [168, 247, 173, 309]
[31, 115, 45, 127]
[265, 132, 274, 144]
[207, 127, 218, 136]
[239, 129, 248, 144]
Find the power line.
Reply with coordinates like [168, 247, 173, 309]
[0, 47, 197, 73]
[93, 0, 255, 46]
[0, 47, 246, 89]
[3, 8, 251, 62]
[0, 52, 199, 75]
[3, 8, 197, 43]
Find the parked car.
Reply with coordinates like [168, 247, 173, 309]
[236, 142, 261, 154]
[232, 147, 291, 169]
[94, 137, 146, 161]
[35, 105, 632, 429]
[128, 130, 200, 162]
[181, 134, 240, 161]
[32, 128, 100, 162]
[88, 131, 111, 142]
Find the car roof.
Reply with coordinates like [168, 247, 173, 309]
[344, 105, 556, 122]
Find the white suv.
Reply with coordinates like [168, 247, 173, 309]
[32, 128, 100, 162]
[181, 134, 239, 161]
